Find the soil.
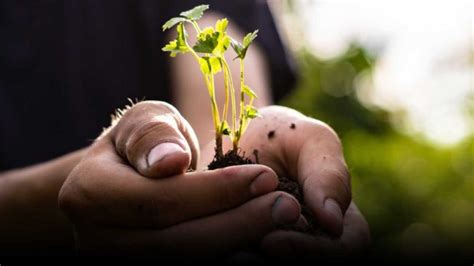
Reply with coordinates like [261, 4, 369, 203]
[267, 130, 275, 139]
[276, 176, 318, 234]
[207, 149, 253, 170]
[207, 123, 318, 234]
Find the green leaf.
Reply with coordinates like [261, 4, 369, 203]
[243, 30, 258, 48]
[209, 57, 222, 74]
[231, 30, 258, 59]
[215, 18, 228, 33]
[162, 40, 179, 57]
[200, 26, 215, 36]
[242, 85, 257, 99]
[199, 56, 222, 74]
[193, 28, 219, 53]
[193, 25, 230, 56]
[162, 17, 187, 31]
[180, 4, 209, 21]
[213, 35, 230, 56]
[198, 57, 211, 74]
[231, 39, 244, 59]
[162, 23, 189, 57]
[193, 26, 230, 56]
[245, 105, 259, 119]
[220, 120, 231, 135]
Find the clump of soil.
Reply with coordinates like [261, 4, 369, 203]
[277, 176, 318, 234]
[207, 123, 318, 234]
[267, 130, 275, 139]
[208, 150, 253, 170]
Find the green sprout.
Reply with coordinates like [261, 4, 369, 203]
[162, 4, 259, 160]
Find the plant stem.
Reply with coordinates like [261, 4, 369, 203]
[208, 73, 223, 158]
[191, 21, 201, 34]
[221, 58, 237, 148]
[221, 58, 230, 130]
[234, 59, 246, 151]
[186, 41, 223, 158]
[215, 133, 223, 159]
[187, 48, 220, 129]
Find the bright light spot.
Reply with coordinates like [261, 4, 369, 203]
[270, 0, 473, 145]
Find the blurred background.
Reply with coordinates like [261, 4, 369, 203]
[268, 0, 473, 258]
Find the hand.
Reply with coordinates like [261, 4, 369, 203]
[238, 106, 370, 255]
[58, 101, 302, 256]
[261, 201, 370, 258]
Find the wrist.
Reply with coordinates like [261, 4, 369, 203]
[0, 148, 87, 248]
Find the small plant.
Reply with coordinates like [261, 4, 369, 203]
[162, 4, 259, 165]
[162, 5, 320, 235]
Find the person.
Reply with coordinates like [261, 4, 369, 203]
[0, 0, 369, 257]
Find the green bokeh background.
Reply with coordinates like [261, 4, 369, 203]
[279, 45, 474, 257]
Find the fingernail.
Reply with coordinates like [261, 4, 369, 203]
[324, 198, 343, 234]
[250, 171, 277, 196]
[147, 142, 185, 167]
[272, 196, 300, 226]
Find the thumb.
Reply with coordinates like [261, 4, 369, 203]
[109, 101, 199, 178]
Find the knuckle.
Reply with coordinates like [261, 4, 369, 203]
[57, 182, 78, 216]
[58, 159, 106, 223]
[308, 120, 341, 144]
[58, 169, 90, 220]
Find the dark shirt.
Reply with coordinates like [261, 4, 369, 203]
[0, 0, 295, 170]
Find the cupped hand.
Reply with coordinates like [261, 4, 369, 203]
[238, 106, 370, 255]
[58, 101, 302, 255]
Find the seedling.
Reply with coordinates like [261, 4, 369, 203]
[162, 4, 259, 163]
[162, 5, 319, 234]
